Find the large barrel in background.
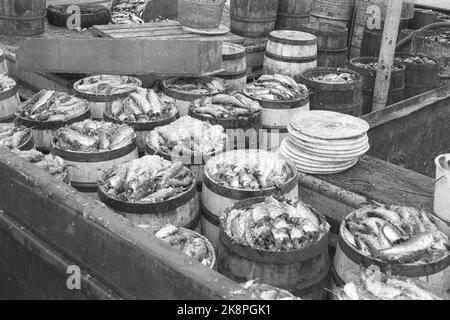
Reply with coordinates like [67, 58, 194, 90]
[217, 197, 330, 300]
[217, 43, 248, 93]
[275, 0, 313, 31]
[350, 0, 414, 58]
[395, 54, 440, 99]
[299, 67, 363, 116]
[309, 0, 355, 28]
[230, 0, 280, 38]
[347, 57, 405, 115]
[263, 30, 317, 82]
[0, 0, 46, 36]
[298, 22, 348, 67]
[409, 8, 441, 30]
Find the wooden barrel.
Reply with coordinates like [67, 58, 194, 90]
[275, 0, 313, 31]
[298, 22, 348, 67]
[17, 108, 91, 152]
[162, 78, 227, 116]
[395, 55, 440, 99]
[360, 24, 412, 58]
[333, 208, 450, 293]
[243, 93, 310, 151]
[263, 30, 318, 82]
[103, 110, 179, 154]
[299, 67, 363, 116]
[309, 0, 355, 28]
[98, 180, 201, 233]
[230, 0, 280, 38]
[201, 149, 299, 249]
[409, 8, 441, 30]
[350, 0, 414, 58]
[347, 57, 405, 115]
[217, 196, 330, 300]
[73, 75, 142, 120]
[217, 43, 247, 93]
[0, 77, 19, 122]
[188, 108, 262, 150]
[51, 137, 139, 193]
[0, 0, 46, 36]
[0, 48, 8, 74]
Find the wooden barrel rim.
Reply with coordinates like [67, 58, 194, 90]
[338, 216, 450, 277]
[300, 67, 363, 91]
[222, 43, 246, 61]
[51, 137, 137, 163]
[202, 164, 297, 201]
[268, 32, 317, 46]
[0, 83, 18, 100]
[97, 180, 197, 215]
[103, 109, 180, 131]
[265, 51, 318, 64]
[300, 22, 348, 36]
[188, 108, 262, 130]
[162, 80, 226, 101]
[218, 70, 248, 80]
[349, 57, 406, 76]
[71, 181, 98, 193]
[73, 76, 142, 102]
[230, 15, 277, 23]
[243, 92, 309, 110]
[17, 133, 34, 151]
[277, 12, 310, 19]
[16, 107, 91, 131]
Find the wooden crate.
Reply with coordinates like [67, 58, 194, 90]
[92, 21, 267, 77]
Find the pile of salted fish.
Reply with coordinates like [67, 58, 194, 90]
[106, 88, 178, 122]
[0, 127, 31, 149]
[74, 75, 140, 95]
[341, 205, 450, 264]
[99, 155, 193, 203]
[223, 196, 329, 252]
[147, 116, 227, 157]
[310, 73, 357, 83]
[13, 149, 70, 183]
[111, 1, 148, 24]
[165, 77, 226, 95]
[244, 74, 308, 102]
[153, 224, 215, 268]
[333, 266, 448, 300]
[206, 150, 294, 190]
[17, 90, 89, 122]
[0, 74, 16, 93]
[238, 280, 301, 300]
[53, 120, 135, 152]
[191, 93, 262, 119]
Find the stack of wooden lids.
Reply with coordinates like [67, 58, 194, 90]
[280, 110, 370, 174]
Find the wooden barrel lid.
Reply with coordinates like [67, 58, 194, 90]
[268, 30, 317, 46]
[290, 110, 369, 140]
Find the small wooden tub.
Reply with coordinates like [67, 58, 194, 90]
[17, 107, 91, 152]
[217, 197, 330, 300]
[0, 77, 20, 122]
[51, 137, 139, 192]
[217, 43, 248, 92]
[332, 208, 450, 293]
[73, 75, 142, 120]
[163, 77, 227, 116]
[201, 149, 298, 249]
[103, 109, 179, 154]
[98, 181, 201, 233]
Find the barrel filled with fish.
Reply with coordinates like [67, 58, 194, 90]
[146, 116, 228, 188]
[98, 155, 200, 231]
[243, 74, 310, 151]
[218, 196, 330, 299]
[150, 224, 216, 269]
[103, 88, 179, 154]
[201, 149, 298, 248]
[0, 127, 33, 151]
[73, 75, 142, 120]
[111, 1, 148, 24]
[333, 205, 450, 293]
[0, 48, 8, 75]
[236, 280, 301, 300]
[331, 265, 449, 300]
[189, 93, 262, 150]
[51, 120, 139, 192]
[0, 74, 20, 122]
[16, 90, 91, 151]
[163, 77, 227, 116]
[299, 67, 363, 117]
[12, 149, 70, 184]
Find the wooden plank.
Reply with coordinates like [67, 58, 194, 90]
[363, 85, 450, 177]
[0, 151, 253, 300]
[0, 210, 120, 300]
[16, 38, 223, 76]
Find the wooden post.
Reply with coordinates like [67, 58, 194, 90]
[372, 0, 403, 112]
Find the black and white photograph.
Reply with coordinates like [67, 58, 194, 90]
[0, 0, 449, 306]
